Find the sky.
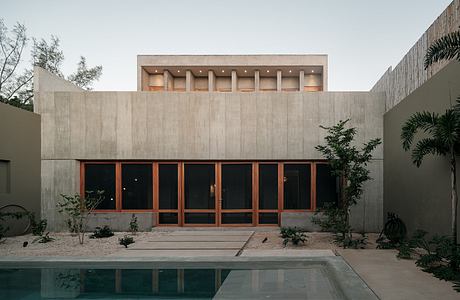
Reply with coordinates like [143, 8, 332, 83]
[2, 0, 454, 91]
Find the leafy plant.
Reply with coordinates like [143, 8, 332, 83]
[280, 227, 308, 246]
[0, 210, 29, 242]
[57, 190, 104, 244]
[33, 232, 54, 243]
[312, 119, 381, 248]
[377, 212, 407, 249]
[29, 213, 47, 236]
[119, 235, 134, 248]
[424, 30, 460, 68]
[129, 214, 138, 235]
[90, 225, 114, 239]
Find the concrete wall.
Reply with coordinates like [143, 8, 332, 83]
[0, 102, 41, 235]
[36, 71, 384, 230]
[371, 0, 460, 111]
[384, 62, 460, 238]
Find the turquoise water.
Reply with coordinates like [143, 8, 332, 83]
[0, 266, 349, 299]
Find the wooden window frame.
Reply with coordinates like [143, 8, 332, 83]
[80, 160, 327, 227]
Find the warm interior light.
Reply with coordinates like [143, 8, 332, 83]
[244, 70, 247, 73]
[289, 70, 292, 73]
[154, 69, 158, 73]
[266, 70, 270, 73]
[222, 70, 225, 73]
[177, 70, 180, 73]
[199, 70, 202, 73]
[311, 70, 315, 73]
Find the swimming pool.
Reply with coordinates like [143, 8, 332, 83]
[0, 257, 377, 299]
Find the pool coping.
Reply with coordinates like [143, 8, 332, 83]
[0, 256, 378, 299]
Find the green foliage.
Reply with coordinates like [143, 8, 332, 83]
[119, 235, 134, 248]
[129, 214, 139, 235]
[0, 210, 30, 242]
[313, 119, 381, 247]
[33, 232, 54, 243]
[57, 191, 104, 244]
[90, 225, 114, 239]
[424, 30, 460, 68]
[280, 227, 307, 246]
[29, 213, 47, 236]
[67, 56, 102, 90]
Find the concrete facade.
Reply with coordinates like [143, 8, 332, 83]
[35, 64, 384, 231]
[383, 62, 460, 238]
[0, 102, 41, 235]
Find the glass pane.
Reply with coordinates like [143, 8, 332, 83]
[184, 164, 215, 209]
[159, 213, 178, 224]
[259, 213, 278, 224]
[222, 164, 252, 209]
[283, 164, 311, 209]
[221, 213, 252, 224]
[122, 164, 153, 209]
[85, 164, 116, 209]
[122, 270, 152, 294]
[259, 164, 278, 209]
[316, 164, 339, 208]
[184, 213, 215, 224]
[159, 164, 178, 209]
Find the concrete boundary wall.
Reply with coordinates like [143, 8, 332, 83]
[372, 0, 460, 111]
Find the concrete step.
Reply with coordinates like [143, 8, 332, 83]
[128, 241, 246, 250]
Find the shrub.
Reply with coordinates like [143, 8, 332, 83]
[129, 214, 138, 235]
[29, 213, 47, 236]
[33, 232, 54, 243]
[280, 227, 308, 246]
[90, 225, 114, 239]
[119, 235, 134, 248]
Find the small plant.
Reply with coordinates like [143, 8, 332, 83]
[119, 235, 134, 248]
[57, 190, 104, 244]
[280, 227, 308, 246]
[129, 214, 138, 235]
[90, 225, 114, 239]
[29, 213, 47, 236]
[33, 232, 54, 243]
[377, 213, 407, 249]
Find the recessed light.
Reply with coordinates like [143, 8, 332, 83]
[289, 70, 292, 73]
[266, 70, 270, 73]
[244, 70, 247, 73]
[199, 70, 202, 73]
[177, 70, 180, 73]
[311, 70, 314, 73]
[154, 69, 158, 73]
[222, 70, 225, 73]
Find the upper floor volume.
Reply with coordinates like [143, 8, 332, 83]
[137, 55, 327, 93]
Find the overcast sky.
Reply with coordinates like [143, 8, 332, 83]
[2, 0, 453, 91]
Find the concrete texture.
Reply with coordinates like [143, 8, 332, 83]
[384, 62, 460, 238]
[372, 0, 460, 111]
[0, 103, 41, 235]
[110, 249, 240, 257]
[86, 212, 155, 232]
[339, 249, 460, 300]
[129, 241, 245, 250]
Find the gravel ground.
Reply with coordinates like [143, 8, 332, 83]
[0, 230, 380, 256]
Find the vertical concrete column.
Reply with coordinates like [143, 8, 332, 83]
[299, 70, 305, 92]
[255, 70, 260, 92]
[186, 70, 195, 92]
[163, 70, 172, 91]
[208, 70, 216, 92]
[277, 70, 282, 92]
[140, 68, 149, 91]
[231, 70, 238, 92]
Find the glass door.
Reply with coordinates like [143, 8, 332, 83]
[220, 163, 253, 225]
[183, 164, 217, 225]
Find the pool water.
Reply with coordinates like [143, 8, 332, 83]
[0, 266, 349, 299]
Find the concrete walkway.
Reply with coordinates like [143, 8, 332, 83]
[112, 230, 253, 257]
[241, 249, 335, 257]
[338, 249, 460, 300]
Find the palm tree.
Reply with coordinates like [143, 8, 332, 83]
[401, 110, 460, 245]
[424, 30, 460, 69]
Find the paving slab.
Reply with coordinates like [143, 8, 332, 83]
[338, 249, 460, 300]
[128, 241, 245, 250]
[144, 235, 250, 242]
[109, 249, 239, 257]
[241, 249, 335, 257]
[166, 230, 254, 236]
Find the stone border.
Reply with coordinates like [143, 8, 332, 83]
[0, 256, 377, 299]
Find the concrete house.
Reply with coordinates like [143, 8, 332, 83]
[34, 54, 385, 231]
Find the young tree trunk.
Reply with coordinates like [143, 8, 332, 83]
[451, 151, 458, 246]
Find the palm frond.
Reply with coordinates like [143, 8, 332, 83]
[424, 30, 460, 69]
[412, 138, 448, 167]
[401, 112, 439, 151]
[435, 109, 460, 145]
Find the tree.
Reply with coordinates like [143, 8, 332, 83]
[0, 19, 102, 111]
[313, 119, 381, 247]
[424, 29, 460, 69]
[57, 191, 104, 244]
[401, 110, 460, 245]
